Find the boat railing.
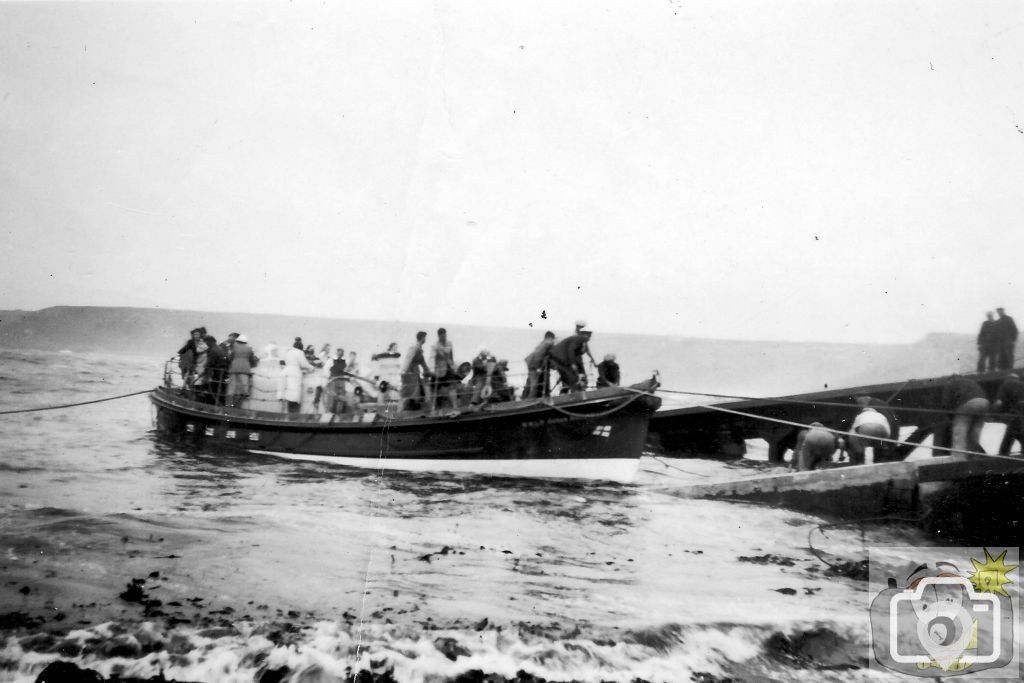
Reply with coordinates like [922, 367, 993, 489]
[160, 354, 646, 419]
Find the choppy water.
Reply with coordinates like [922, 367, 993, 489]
[0, 349, 940, 682]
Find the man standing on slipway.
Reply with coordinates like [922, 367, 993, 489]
[993, 307, 1018, 370]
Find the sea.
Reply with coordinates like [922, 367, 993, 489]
[0, 348, 986, 682]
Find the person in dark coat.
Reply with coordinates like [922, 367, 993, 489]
[548, 329, 591, 393]
[196, 334, 227, 404]
[994, 372, 1024, 456]
[977, 311, 998, 373]
[523, 331, 555, 399]
[596, 354, 621, 388]
[177, 327, 204, 381]
[993, 307, 1018, 371]
[940, 375, 990, 455]
[226, 334, 258, 408]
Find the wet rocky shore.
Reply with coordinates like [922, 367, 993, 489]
[3, 571, 868, 683]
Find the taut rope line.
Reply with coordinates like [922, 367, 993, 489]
[0, 389, 152, 415]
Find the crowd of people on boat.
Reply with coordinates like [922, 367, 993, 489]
[171, 320, 623, 418]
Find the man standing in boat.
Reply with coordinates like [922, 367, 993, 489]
[226, 334, 258, 408]
[523, 331, 555, 398]
[431, 328, 460, 412]
[548, 327, 591, 393]
[400, 331, 434, 411]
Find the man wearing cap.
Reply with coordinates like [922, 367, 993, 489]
[575, 319, 597, 367]
[226, 333, 259, 408]
[993, 307, 1018, 370]
[548, 327, 591, 392]
[994, 372, 1024, 456]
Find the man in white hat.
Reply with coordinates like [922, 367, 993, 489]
[227, 333, 259, 408]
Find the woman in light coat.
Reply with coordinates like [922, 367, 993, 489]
[282, 338, 313, 413]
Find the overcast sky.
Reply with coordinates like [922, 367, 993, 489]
[2, 1, 1022, 343]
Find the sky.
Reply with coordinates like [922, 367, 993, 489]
[1, 1, 1023, 344]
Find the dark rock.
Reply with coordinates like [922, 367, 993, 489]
[256, 666, 290, 683]
[53, 640, 82, 658]
[0, 611, 45, 629]
[691, 672, 735, 682]
[473, 617, 489, 631]
[196, 627, 235, 639]
[98, 634, 142, 659]
[737, 554, 796, 567]
[772, 588, 797, 595]
[34, 660, 104, 682]
[434, 636, 471, 661]
[19, 586, 31, 595]
[451, 671, 508, 683]
[19, 633, 58, 653]
[119, 583, 146, 603]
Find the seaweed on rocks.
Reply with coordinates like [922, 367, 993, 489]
[823, 559, 869, 581]
[0, 611, 46, 631]
[736, 554, 796, 567]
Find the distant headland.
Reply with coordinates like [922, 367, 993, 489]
[0, 306, 978, 396]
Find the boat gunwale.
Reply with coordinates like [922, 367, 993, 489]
[150, 379, 659, 432]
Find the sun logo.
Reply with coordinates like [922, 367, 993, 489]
[968, 548, 1017, 598]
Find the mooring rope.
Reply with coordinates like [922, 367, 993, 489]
[702, 402, 996, 458]
[807, 514, 926, 572]
[0, 389, 153, 415]
[655, 386, 1015, 420]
